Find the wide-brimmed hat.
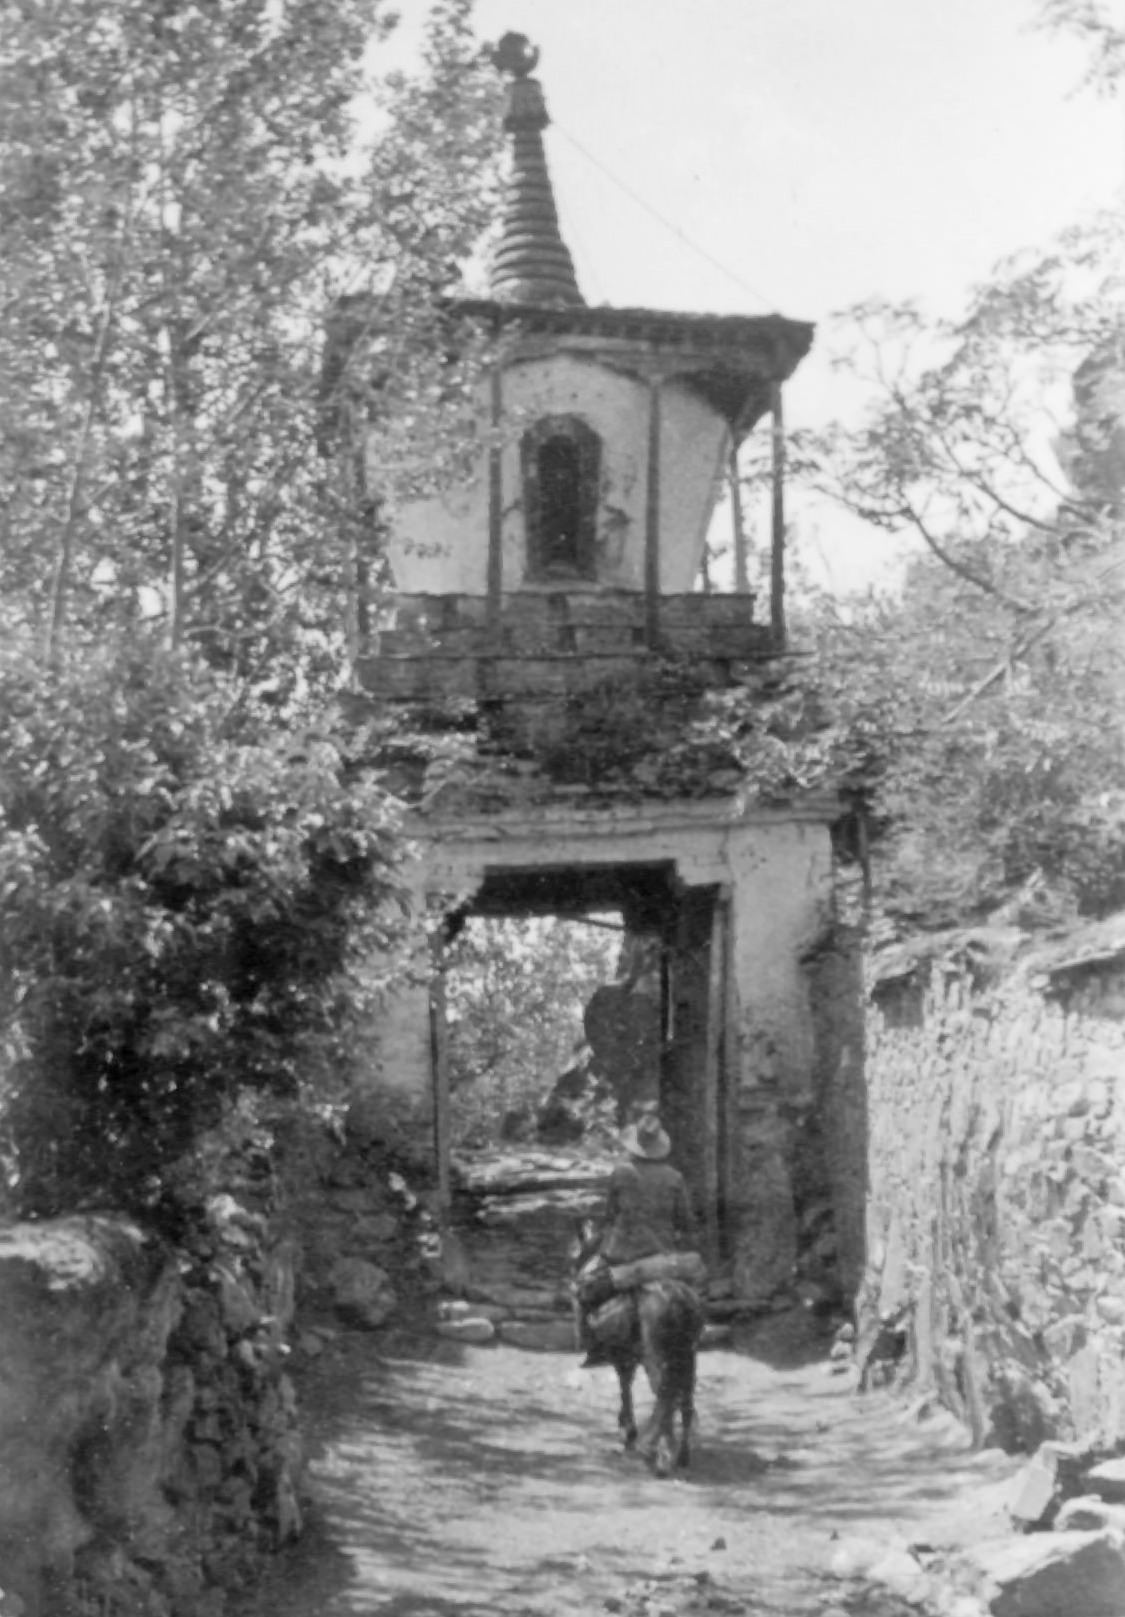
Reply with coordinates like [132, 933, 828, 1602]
[620, 1113, 671, 1161]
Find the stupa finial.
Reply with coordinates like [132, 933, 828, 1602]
[488, 34, 584, 308]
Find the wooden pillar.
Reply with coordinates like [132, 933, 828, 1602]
[722, 887, 741, 1264]
[644, 376, 663, 649]
[486, 363, 504, 635]
[729, 442, 750, 595]
[429, 932, 451, 1215]
[701, 891, 727, 1263]
[769, 381, 786, 650]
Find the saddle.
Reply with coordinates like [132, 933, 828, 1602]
[578, 1250, 707, 1359]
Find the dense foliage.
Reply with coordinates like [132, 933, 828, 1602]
[444, 917, 620, 1149]
[0, 0, 501, 679]
[0, 637, 408, 1218]
[0, 0, 505, 1213]
[715, 213, 1125, 928]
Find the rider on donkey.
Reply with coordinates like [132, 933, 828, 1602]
[577, 1108, 698, 1367]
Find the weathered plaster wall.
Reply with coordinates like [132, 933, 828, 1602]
[723, 820, 836, 1301]
[804, 928, 867, 1303]
[862, 933, 1125, 1452]
[384, 352, 728, 595]
[355, 926, 435, 1159]
[726, 820, 834, 1105]
[358, 800, 840, 1303]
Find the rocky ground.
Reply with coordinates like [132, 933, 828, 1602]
[233, 1321, 1027, 1617]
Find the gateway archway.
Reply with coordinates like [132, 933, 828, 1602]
[431, 861, 735, 1265]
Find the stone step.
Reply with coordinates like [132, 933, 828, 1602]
[464, 1282, 572, 1314]
[435, 1316, 496, 1344]
[497, 1318, 578, 1352]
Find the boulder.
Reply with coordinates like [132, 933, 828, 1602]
[1008, 1453, 1062, 1530]
[1008, 1441, 1093, 1529]
[866, 1546, 936, 1608]
[958, 1530, 1125, 1617]
[0, 1218, 182, 1616]
[498, 1319, 577, 1352]
[326, 1258, 397, 1330]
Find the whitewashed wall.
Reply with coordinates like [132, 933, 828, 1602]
[380, 352, 729, 596]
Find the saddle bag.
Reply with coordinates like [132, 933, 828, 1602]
[608, 1250, 708, 1293]
[588, 1293, 638, 1354]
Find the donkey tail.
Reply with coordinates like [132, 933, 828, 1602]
[638, 1279, 704, 1363]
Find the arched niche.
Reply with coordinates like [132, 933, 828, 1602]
[519, 413, 601, 583]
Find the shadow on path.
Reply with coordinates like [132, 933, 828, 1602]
[236, 1334, 1018, 1617]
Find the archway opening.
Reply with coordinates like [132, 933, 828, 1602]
[434, 862, 732, 1269]
[443, 912, 626, 1156]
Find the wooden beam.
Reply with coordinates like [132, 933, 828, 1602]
[721, 887, 739, 1265]
[644, 377, 663, 649]
[729, 442, 750, 595]
[769, 381, 786, 650]
[701, 891, 725, 1265]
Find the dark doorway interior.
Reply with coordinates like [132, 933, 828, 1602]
[661, 884, 731, 1266]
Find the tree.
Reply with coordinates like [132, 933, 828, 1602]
[710, 213, 1125, 927]
[0, 632, 410, 1221]
[1036, 0, 1125, 95]
[0, 0, 502, 684]
[443, 917, 621, 1147]
[0, 0, 508, 1213]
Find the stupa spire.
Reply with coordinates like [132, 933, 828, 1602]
[489, 33, 584, 307]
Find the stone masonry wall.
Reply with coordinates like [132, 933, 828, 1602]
[861, 928, 1125, 1452]
[0, 1199, 301, 1617]
[804, 926, 867, 1304]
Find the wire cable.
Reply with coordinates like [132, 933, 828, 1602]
[553, 120, 778, 310]
[551, 162, 606, 305]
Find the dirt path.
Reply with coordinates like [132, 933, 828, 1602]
[239, 1331, 1018, 1617]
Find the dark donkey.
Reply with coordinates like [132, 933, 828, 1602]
[571, 1220, 704, 1476]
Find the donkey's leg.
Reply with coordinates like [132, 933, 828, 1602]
[676, 1349, 697, 1469]
[616, 1361, 638, 1450]
[643, 1378, 677, 1477]
[635, 1347, 672, 1470]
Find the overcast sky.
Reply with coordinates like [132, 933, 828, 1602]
[397, 0, 1123, 588]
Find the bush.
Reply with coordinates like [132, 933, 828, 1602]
[0, 634, 406, 1223]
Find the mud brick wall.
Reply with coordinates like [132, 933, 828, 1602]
[862, 934, 1125, 1452]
